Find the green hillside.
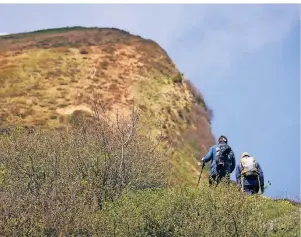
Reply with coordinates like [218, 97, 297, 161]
[0, 27, 299, 236]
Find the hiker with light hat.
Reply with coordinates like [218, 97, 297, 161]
[236, 152, 264, 194]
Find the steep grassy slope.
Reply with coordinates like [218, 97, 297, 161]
[0, 27, 214, 183]
[0, 27, 299, 236]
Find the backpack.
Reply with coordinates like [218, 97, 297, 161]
[214, 143, 232, 170]
[240, 156, 258, 177]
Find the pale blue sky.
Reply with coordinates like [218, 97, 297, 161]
[0, 4, 300, 199]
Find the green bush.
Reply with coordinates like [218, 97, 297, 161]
[0, 106, 170, 236]
[97, 184, 300, 237]
[171, 73, 183, 84]
[101, 61, 109, 70]
[0, 106, 299, 236]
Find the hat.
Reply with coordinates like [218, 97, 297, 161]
[241, 152, 250, 159]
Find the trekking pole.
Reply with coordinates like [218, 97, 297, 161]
[263, 180, 272, 191]
[197, 161, 205, 186]
[258, 179, 271, 194]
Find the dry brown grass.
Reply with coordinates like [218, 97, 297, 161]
[0, 27, 214, 183]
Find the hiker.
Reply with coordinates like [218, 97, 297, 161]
[236, 152, 264, 195]
[198, 135, 236, 186]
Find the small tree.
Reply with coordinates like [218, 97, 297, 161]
[0, 101, 171, 236]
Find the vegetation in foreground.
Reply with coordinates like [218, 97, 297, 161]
[0, 105, 299, 237]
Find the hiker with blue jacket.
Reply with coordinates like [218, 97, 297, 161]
[236, 152, 264, 194]
[198, 135, 236, 186]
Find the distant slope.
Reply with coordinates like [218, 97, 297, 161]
[0, 27, 215, 183]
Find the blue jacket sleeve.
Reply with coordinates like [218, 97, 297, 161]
[235, 163, 242, 186]
[203, 146, 214, 163]
[256, 163, 264, 190]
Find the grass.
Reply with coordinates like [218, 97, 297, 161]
[98, 185, 300, 237]
[132, 72, 215, 184]
[101, 60, 109, 70]
[0, 25, 214, 187]
[0, 47, 94, 125]
[0, 26, 94, 39]
[49, 115, 58, 120]
[171, 72, 183, 83]
[0, 111, 298, 235]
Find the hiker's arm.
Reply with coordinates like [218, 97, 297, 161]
[256, 163, 264, 191]
[202, 146, 214, 163]
[235, 164, 241, 186]
[229, 150, 236, 173]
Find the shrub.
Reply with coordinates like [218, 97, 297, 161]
[184, 80, 213, 123]
[79, 49, 89, 55]
[171, 73, 183, 84]
[0, 104, 170, 236]
[0, 104, 298, 236]
[49, 115, 57, 120]
[95, 183, 300, 237]
[101, 61, 108, 70]
[102, 46, 116, 55]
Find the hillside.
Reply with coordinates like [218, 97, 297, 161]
[0, 26, 215, 183]
[0, 27, 300, 236]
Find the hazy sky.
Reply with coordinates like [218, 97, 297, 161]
[0, 4, 300, 199]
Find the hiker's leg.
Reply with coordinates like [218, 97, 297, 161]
[252, 186, 260, 194]
[243, 185, 252, 195]
[216, 174, 222, 185]
[209, 175, 213, 186]
[209, 175, 217, 186]
[217, 169, 227, 185]
[244, 185, 259, 195]
[223, 172, 230, 185]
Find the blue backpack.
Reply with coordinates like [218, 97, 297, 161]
[214, 143, 232, 171]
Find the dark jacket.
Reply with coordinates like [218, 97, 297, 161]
[202, 142, 236, 176]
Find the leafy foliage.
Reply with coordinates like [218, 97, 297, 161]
[0, 106, 299, 236]
[0, 105, 171, 236]
[97, 184, 300, 237]
[171, 73, 183, 84]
